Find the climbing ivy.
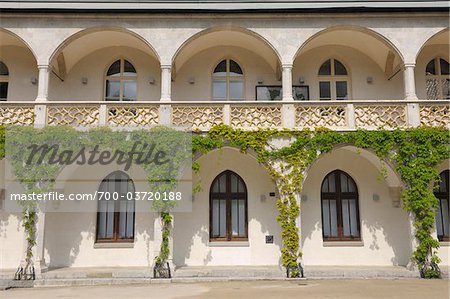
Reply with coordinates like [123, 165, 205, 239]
[3, 125, 191, 276]
[0, 124, 448, 279]
[192, 125, 450, 278]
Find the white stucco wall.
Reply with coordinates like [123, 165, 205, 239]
[0, 46, 38, 101]
[293, 45, 404, 100]
[173, 147, 282, 266]
[49, 46, 161, 102]
[301, 147, 413, 266]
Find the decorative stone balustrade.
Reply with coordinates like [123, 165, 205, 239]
[0, 100, 448, 131]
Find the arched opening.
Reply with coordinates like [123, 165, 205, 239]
[321, 169, 360, 241]
[317, 58, 350, 100]
[48, 28, 160, 101]
[293, 26, 404, 101]
[210, 170, 248, 241]
[96, 171, 135, 243]
[171, 27, 281, 101]
[416, 29, 450, 100]
[0, 29, 38, 101]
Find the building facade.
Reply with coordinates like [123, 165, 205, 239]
[0, 1, 449, 276]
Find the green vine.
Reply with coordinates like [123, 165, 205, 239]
[192, 125, 449, 278]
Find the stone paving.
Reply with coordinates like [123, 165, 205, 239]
[1, 279, 448, 299]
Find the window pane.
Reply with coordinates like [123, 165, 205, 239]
[323, 199, 331, 237]
[212, 80, 227, 99]
[238, 199, 245, 236]
[106, 80, 120, 99]
[229, 60, 243, 76]
[436, 201, 444, 237]
[336, 81, 348, 100]
[126, 201, 135, 238]
[0, 82, 8, 99]
[106, 200, 115, 238]
[123, 80, 137, 100]
[330, 200, 338, 237]
[123, 60, 137, 76]
[334, 60, 348, 75]
[328, 172, 336, 192]
[232, 200, 238, 236]
[349, 199, 359, 237]
[426, 79, 439, 100]
[426, 59, 436, 75]
[119, 200, 128, 238]
[97, 201, 107, 238]
[319, 81, 331, 100]
[443, 79, 450, 100]
[231, 174, 238, 193]
[213, 60, 227, 75]
[319, 59, 331, 75]
[229, 81, 244, 99]
[442, 199, 449, 237]
[440, 59, 449, 75]
[107, 60, 121, 77]
[0, 62, 8, 76]
[342, 199, 350, 236]
[212, 199, 226, 237]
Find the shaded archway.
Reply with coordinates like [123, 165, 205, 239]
[0, 29, 38, 101]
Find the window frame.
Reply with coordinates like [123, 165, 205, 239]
[425, 57, 450, 100]
[209, 170, 248, 242]
[0, 61, 9, 101]
[95, 171, 136, 243]
[211, 59, 245, 101]
[320, 169, 361, 242]
[434, 169, 450, 242]
[104, 58, 138, 101]
[318, 58, 351, 101]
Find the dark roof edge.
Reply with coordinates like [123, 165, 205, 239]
[0, 7, 449, 14]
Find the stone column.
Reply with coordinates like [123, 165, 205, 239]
[35, 65, 50, 102]
[403, 63, 418, 101]
[282, 64, 293, 101]
[160, 65, 172, 102]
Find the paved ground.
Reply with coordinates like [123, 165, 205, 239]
[1, 279, 448, 299]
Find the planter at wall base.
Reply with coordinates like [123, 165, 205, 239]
[153, 262, 172, 279]
[286, 263, 304, 278]
[14, 265, 35, 281]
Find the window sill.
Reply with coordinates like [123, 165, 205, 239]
[94, 242, 134, 249]
[439, 241, 450, 247]
[208, 241, 250, 247]
[323, 241, 364, 247]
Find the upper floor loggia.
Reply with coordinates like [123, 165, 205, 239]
[0, 24, 448, 130]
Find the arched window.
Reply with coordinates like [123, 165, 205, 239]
[0, 61, 9, 100]
[318, 58, 349, 100]
[321, 170, 360, 241]
[105, 59, 137, 101]
[210, 170, 248, 241]
[212, 59, 244, 100]
[425, 57, 450, 100]
[96, 171, 135, 242]
[434, 170, 449, 241]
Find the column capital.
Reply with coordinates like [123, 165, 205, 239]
[281, 63, 293, 69]
[37, 64, 50, 69]
[403, 62, 416, 69]
[160, 64, 172, 70]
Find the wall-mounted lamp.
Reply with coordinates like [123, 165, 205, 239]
[372, 193, 380, 202]
[31, 77, 38, 85]
[298, 76, 305, 84]
[257, 77, 264, 85]
[149, 77, 156, 85]
[188, 77, 195, 85]
[81, 77, 88, 85]
[366, 76, 373, 84]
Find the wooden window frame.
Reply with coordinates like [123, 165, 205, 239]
[425, 57, 450, 100]
[0, 61, 9, 101]
[211, 59, 245, 101]
[318, 58, 351, 101]
[209, 170, 248, 242]
[104, 58, 137, 102]
[95, 171, 136, 243]
[434, 170, 450, 242]
[321, 170, 361, 242]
